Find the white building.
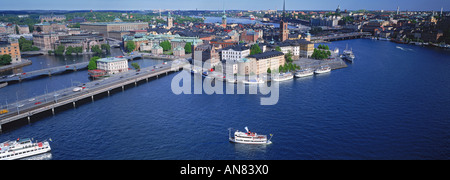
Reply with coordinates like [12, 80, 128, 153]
[221, 45, 250, 62]
[97, 57, 129, 75]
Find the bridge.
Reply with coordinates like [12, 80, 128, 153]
[0, 59, 189, 133]
[0, 61, 89, 83]
[311, 32, 372, 43]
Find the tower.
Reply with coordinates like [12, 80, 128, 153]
[222, 2, 227, 28]
[279, 0, 289, 42]
[336, 5, 341, 14]
[167, 11, 173, 29]
[396, 6, 400, 15]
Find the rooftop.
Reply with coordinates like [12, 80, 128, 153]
[97, 57, 127, 63]
[247, 50, 284, 60]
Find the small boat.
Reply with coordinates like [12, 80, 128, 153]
[0, 138, 51, 160]
[272, 72, 294, 82]
[229, 127, 272, 145]
[342, 44, 355, 62]
[315, 66, 331, 74]
[295, 69, 314, 78]
[242, 78, 264, 84]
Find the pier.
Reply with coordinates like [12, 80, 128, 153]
[0, 60, 188, 133]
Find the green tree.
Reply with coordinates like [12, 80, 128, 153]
[285, 51, 293, 63]
[275, 46, 282, 52]
[91, 45, 102, 54]
[126, 41, 136, 52]
[250, 44, 262, 55]
[0, 54, 12, 65]
[131, 62, 140, 70]
[65, 46, 74, 55]
[101, 44, 110, 53]
[267, 68, 271, 74]
[88, 56, 101, 70]
[184, 42, 192, 54]
[160, 40, 172, 51]
[55, 45, 65, 56]
[74, 47, 83, 54]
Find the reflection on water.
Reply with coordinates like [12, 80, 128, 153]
[20, 153, 52, 160]
[232, 142, 269, 157]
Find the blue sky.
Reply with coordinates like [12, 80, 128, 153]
[1, 0, 448, 11]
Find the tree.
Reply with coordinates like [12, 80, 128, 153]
[126, 40, 136, 52]
[275, 46, 282, 52]
[88, 56, 101, 70]
[101, 44, 110, 53]
[184, 42, 192, 54]
[279, 65, 283, 73]
[65, 46, 74, 55]
[91, 45, 102, 54]
[74, 47, 83, 54]
[250, 44, 262, 55]
[160, 40, 172, 51]
[267, 68, 271, 74]
[285, 51, 293, 63]
[55, 45, 65, 56]
[131, 62, 140, 70]
[0, 54, 12, 65]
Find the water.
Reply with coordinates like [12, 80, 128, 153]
[202, 16, 300, 29]
[1, 39, 449, 160]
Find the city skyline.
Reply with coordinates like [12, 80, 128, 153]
[1, 0, 448, 11]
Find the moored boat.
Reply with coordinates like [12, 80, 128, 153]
[295, 69, 314, 78]
[315, 65, 331, 74]
[272, 72, 294, 82]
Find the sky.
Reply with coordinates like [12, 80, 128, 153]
[1, 0, 448, 11]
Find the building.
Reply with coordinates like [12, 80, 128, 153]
[151, 44, 163, 55]
[222, 9, 227, 28]
[32, 33, 64, 51]
[240, 29, 263, 43]
[310, 16, 341, 27]
[0, 40, 21, 64]
[39, 15, 66, 23]
[221, 45, 250, 62]
[96, 57, 129, 75]
[54, 34, 106, 52]
[125, 34, 203, 52]
[80, 22, 149, 40]
[173, 46, 185, 56]
[243, 50, 285, 75]
[193, 44, 220, 68]
[279, 0, 289, 42]
[34, 22, 67, 34]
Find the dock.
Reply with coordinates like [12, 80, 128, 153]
[0, 59, 188, 133]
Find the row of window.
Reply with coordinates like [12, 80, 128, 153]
[0, 146, 49, 159]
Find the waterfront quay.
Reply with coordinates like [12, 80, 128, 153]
[0, 60, 188, 133]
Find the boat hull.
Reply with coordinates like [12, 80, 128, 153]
[295, 72, 314, 78]
[229, 138, 272, 145]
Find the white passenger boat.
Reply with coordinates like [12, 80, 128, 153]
[272, 72, 294, 82]
[295, 69, 314, 78]
[0, 138, 51, 160]
[315, 66, 331, 74]
[229, 127, 273, 145]
[242, 78, 264, 84]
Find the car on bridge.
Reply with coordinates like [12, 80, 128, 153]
[0, 109, 8, 115]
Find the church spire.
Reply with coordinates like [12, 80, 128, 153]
[282, 0, 286, 20]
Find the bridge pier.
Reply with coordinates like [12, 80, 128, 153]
[27, 116, 31, 124]
[48, 71, 52, 77]
[74, 66, 77, 71]
[73, 101, 76, 108]
[108, 90, 110, 96]
[0, 125, 2, 133]
[52, 108, 55, 115]
[122, 85, 124, 92]
[91, 95, 94, 102]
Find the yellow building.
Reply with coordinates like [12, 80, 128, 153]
[0, 41, 21, 64]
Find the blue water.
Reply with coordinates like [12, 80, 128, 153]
[1, 39, 449, 159]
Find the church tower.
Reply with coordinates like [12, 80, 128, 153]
[279, 0, 289, 42]
[222, 3, 227, 28]
[167, 11, 173, 29]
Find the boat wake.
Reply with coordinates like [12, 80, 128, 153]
[396, 46, 414, 51]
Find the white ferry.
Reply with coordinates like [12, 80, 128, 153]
[0, 138, 51, 160]
[295, 69, 314, 78]
[272, 72, 294, 82]
[229, 127, 273, 145]
[242, 78, 264, 84]
[314, 66, 331, 74]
